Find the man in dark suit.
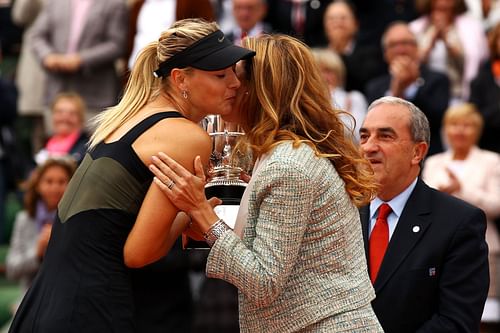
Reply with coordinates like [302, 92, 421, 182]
[265, 0, 333, 47]
[365, 22, 449, 155]
[358, 96, 489, 333]
[226, 0, 272, 46]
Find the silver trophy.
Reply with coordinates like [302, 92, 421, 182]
[185, 115, 250, 249]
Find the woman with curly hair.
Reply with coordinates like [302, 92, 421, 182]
[150, 34, 382, 332]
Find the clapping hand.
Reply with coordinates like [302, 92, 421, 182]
[438, 168, 461, 194]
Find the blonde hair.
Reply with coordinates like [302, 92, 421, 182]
[89, 18, 219, 148]
[241, 34, 376, 206]
[51, 92, 86, 125]
[444, 103, 484, 137]
[311, 48, 346, 86]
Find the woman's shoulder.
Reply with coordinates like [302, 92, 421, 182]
[265, 142, 331, 174]
[144, 114, 209, 143]
[269, 141, 314, 160]
[471, 147, 500, 163]
[138, 115, 212, 169]
[424, 151, 448, 164]
[13, 210, 35, 228]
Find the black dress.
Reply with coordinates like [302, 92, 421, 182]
[9, 112, 183, 333]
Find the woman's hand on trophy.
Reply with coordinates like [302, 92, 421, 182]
[150, 153, 222, 234]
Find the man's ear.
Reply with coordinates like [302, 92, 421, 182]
[412, 141, 428, 165]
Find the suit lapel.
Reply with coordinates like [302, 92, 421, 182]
[359, 205, 370, 265]
[59, 0, 72, 52]
[374, 180, 433, 292]
[79, 0, 101, 49]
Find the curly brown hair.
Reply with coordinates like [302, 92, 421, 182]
[240, 34, 377, 207]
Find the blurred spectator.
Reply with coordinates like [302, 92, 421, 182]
[0, 49, 18, 244]
[0, 1, 23, 68]
[465, 0, 500, 31]
[323, 0, 386, 92]
[365, 22, 450, 155]
[422, 103, 500, 325]
[30, 0, 128, 126]
[312, 47, 367, 142]
[410, 0, 489, 103]
[127, 0, 214, 69]
[213, 0, 237, 33]
[11, 0, 46, 154]
[351, 0, 418, 48]
[226, 0, 270, 46]
[6, 158, 76, 313]
[34, 92, 89, 166]
[265, 0, 333, 47]
[469, 22, 500, 154]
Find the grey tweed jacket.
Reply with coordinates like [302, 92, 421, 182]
[206, 142, 378, 332]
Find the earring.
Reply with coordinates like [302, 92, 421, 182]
[182, 90, 188, 99]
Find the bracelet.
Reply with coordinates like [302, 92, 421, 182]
[204, 219, 230, 247]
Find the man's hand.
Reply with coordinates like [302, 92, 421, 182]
[43, 53, 82, 72]
[389, 56, 420, 97]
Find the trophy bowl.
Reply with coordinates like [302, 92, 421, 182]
[184, 115, 251, 249]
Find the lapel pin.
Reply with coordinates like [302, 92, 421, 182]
[311, 0, 321, 10]
[429, 267, 436, 277]
[412, 226, 420, 233]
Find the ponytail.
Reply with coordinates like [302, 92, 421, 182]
[89, 43, 162, 148]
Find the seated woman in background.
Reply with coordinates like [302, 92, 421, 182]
[34, 92, 89, 165]
[5, 158, 76, 313]
[312, 47, 367, 143]
[409, 0, 488, 103]
[322, 0, 386, 93]
[422, 103, 500, 323]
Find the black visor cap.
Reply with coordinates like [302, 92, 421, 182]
[154, 30, 256, 77]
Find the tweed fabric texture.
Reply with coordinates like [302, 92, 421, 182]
[206, 142, 381, 332]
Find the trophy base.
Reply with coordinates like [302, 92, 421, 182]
[183, 183, 246, 249]
[205, 183, 246, 205]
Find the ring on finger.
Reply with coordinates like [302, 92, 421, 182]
[166, 179, 175, 190]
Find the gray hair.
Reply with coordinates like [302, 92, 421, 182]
[368, 96, 430, 146]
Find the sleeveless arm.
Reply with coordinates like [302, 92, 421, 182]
[123, 119, 211, 267]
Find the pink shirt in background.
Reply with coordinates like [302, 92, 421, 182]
[67, 0, 94, 53]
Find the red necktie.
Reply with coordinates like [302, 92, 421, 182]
[240, 30, 248, 46]
[369, 203, 392, 284]
[292, 0, 305, 36]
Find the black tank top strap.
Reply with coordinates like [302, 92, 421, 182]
[120, 111, 184, 145]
